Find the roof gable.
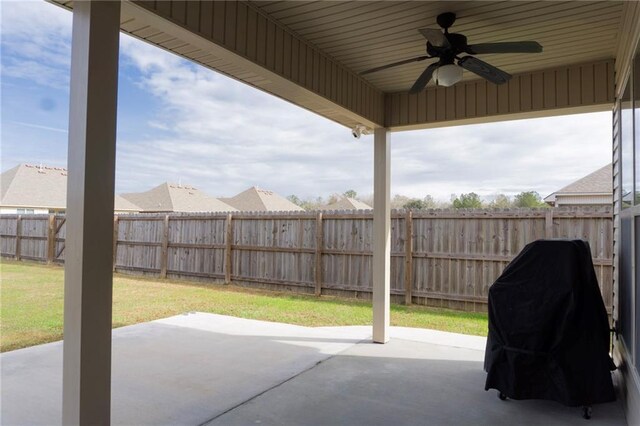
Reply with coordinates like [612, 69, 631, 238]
[320, 197, 372, 210]
[1, 164, 20, 200]
[114, 195, 141, 212]
[122, 182, 236, 212]
[222, 187, 304, 212]
[553, 164, 612, 196]
[1, 163, 143, 212]
[1, 164, 68, 208]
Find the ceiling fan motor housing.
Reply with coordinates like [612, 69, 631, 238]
[436, 12, 456, 30]
[426, 33, 467, 61]
[446, 33, 467, 51]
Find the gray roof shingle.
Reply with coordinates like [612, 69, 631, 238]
[121, 182, 236, 213]
[319, 197, 372, 210]
[220, 186, 304, 212]
[1, 164, 67, 209]
[552, 164, 612, 195]
[1, 164, 140, 212]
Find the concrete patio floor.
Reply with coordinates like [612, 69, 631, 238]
[1, 313, 627, 425]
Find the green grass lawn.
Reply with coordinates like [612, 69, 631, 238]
[1, 260, 488, 352]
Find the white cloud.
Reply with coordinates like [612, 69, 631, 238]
[10, 121, 67, 133]
[390, 112, 611, 199]
[1, 1, 72, 89]
[116, 35, 370, 198]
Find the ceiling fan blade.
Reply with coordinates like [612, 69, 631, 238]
[418, 28, 449, 48]
[409, 62, 440, 94]
[360, 56, 431, 76]
[458, 56, 512, 85]
[466, 41, 542, 54]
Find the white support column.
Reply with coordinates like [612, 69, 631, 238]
[372, 127, 391, 343]
[63, 1, 121, 424]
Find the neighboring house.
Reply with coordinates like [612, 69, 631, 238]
[319, 197, 372, 210]
[0, 163, 140, 214]
[121, 182, 236, 213]
[544, 164, 612, 207]
[221, 186, 304, 212]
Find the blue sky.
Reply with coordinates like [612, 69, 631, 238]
[1, 1, 612, 202]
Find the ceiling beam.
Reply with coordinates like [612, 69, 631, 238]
[384, 59, 614, 131]
[614, 1, 640, 96]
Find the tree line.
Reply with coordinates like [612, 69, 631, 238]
[287, 190, 549, 210]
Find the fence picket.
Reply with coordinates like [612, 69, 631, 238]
[47, 214, 56, 263]
[225, 213, 232, 284]
[15, 215, 22, 261]
[404, 210, 413, 305]
[315, 212, 323, 296]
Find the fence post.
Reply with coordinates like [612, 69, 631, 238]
[545, 209, 554, 239]
[160, 214, 169, 278]
[225, 213, 233, 284]
[112, 216, 119, 271]
[47, 214, 56, 263]
[315, 212, 323, 296]
[404, 210, 413, 305]
[15, 215, 22, 261]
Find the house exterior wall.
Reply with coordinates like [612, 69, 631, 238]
[612, 4, 640, 421]
[0, 206, 137, 215]
[553, 194, 612, 207]
[0, 207, 50, 214]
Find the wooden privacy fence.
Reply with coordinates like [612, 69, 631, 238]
[0, 207, 613, 313]
[0, 214, 66, 263]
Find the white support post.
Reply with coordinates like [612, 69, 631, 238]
[63, 1, 121, 424]
[372, 128, 391, 343]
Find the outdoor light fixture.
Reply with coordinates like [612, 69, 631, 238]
[433, 64, 463, 87]
[351, 124, 372, 139]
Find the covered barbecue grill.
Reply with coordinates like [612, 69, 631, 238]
[484, 239, 615, 418]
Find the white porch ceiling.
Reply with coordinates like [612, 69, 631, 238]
[251, 1, 623, 93]
[50, 1, 629, 130]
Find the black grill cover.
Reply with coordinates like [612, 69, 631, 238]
[484, 239, 615, 406]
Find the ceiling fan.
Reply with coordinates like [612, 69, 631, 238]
[360, 12, 543, 94]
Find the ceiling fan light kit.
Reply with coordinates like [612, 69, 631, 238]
[433, 64, 462, 87]
[360, 12, 543, 94]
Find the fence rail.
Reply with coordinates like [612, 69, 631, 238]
[0, 207, 613, 313]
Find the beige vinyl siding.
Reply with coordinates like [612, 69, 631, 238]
[611, 0, 640, 345]
[554, 194, 612, 207]
[385, 60, 614, 130]
[612, 96, 621, 335]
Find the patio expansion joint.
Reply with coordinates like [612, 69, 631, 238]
[197, 337, 367, 426]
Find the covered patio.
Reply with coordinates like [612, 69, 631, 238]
[9, 0, 640, 424]
[1, 313, 627, 425]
